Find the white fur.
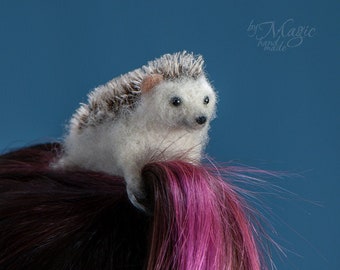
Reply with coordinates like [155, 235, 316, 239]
[56, 54, 217, 210]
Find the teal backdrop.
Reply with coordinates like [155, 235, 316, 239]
[0, 1, 339, 269]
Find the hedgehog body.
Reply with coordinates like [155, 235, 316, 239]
[56, 52, 217, 210]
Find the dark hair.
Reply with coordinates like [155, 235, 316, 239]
[0, 144, 149, 269]
[0, 144, 267, 270]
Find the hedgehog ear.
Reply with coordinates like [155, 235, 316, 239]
[140, 74, 164, 94]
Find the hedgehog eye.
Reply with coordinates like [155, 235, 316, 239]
[203, 96, 209, 105]
[171, 96, 182, 106]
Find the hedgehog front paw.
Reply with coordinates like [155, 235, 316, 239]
[126, 184, 148, 213]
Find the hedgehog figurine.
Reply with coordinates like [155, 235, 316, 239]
[56, 51, 217, 210]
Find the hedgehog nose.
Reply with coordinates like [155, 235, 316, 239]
[196, 116, 207, 125]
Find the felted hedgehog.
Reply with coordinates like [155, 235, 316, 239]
[56, 52, 217, 210]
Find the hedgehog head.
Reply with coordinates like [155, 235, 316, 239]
[139, 74, 216, 130]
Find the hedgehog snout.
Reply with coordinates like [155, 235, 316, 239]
[196, 116, 207, 125]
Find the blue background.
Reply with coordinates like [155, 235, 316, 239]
[0, 1, 339, 269]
